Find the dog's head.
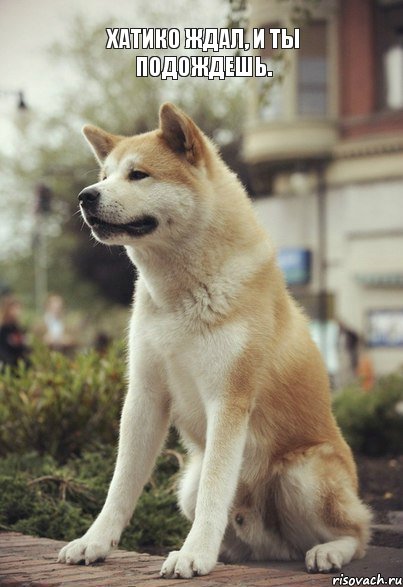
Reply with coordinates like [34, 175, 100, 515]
[79, 103, 215, 248]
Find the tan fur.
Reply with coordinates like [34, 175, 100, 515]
[58, 103, 371, 577]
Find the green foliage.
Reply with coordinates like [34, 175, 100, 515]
[0, 342, 126, 462]
[333, 371, 403, 456]
[0, 341, 189, 551]
[0, 448, 190, 552]
[0, 476, 91, 539]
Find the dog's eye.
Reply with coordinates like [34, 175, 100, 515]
[128, 170, 149, 181]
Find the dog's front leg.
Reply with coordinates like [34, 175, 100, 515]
[58, 349, 170, 565]
[161, 398, 249, 579]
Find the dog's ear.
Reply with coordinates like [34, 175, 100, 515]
[82, 125, 121, 164]
[159, 103, 205, 166]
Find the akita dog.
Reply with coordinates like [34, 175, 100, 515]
[58, 104, 371, 578]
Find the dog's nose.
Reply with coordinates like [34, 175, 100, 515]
[78, 187, 100, 207]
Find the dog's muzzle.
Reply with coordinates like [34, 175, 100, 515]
[78, 187, 159, 239]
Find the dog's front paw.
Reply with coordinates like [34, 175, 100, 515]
[160, 549, 217, 579]
[305, 544, 343, 573]
[57, 532, 118, 566]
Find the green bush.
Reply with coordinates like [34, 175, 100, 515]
[0, 342, 126, 462]
[333, 371, 403, 456]
[0, 342, 189, 552]
[0, 448, 190, 553]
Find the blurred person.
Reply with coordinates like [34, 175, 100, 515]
[42, 294, 74, 352]
[0, 295, 29, 368]
[337, 320, 360, 387]
[94, 331, 111, 356]
[356, 343, 375, 392]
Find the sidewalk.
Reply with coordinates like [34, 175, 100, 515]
[0, 533, 401, 586]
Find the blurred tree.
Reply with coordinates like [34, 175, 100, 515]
[2, 15, 245, 309]
[228, 0, 248, 29]
[1, 0, 322, 311]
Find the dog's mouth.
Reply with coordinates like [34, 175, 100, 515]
[85, 214, 159, 237]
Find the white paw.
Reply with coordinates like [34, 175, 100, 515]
[160, 549, 217, 579]
[306, 543, 344, 573]
[57, 532, 118, 565]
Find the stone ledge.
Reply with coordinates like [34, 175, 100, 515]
[372, 524, 403, 549]
[0, 533, 402, 587]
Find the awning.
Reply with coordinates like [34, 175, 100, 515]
[356, 273, 403, 287]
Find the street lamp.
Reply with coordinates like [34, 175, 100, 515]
[289, 160, 330, 362]
[33, 184, 53, 313]
[17, 91, 28, 110]
[0, 89, 28, 110]
[316, 161, 329, 362]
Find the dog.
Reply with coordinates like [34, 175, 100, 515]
[57, 103, 371, 578]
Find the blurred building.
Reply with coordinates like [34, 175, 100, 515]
[243, 0, 403, 377]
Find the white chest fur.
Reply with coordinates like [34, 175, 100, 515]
[131, 289, 248, 448]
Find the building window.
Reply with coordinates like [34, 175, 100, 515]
[258, 23, 286, 121]
[257, 20, 329, 121]
[297, 21, 328, 117]
[376, 1, 403, 110]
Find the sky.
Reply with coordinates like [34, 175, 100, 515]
[0, 0, 119, 121]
